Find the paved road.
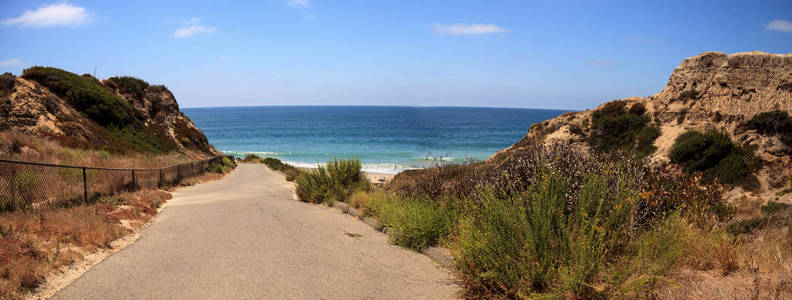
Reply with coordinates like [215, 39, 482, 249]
[54, 164, 459, 299]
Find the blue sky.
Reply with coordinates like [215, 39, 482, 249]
[1, 1, 790, 109]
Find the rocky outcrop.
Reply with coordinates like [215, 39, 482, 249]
[0, 71, 217, 157]
[500, 51, 792, 194]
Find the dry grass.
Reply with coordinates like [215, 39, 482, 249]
[169, 171, 226, 189]
[0, 190, 173, 299]
[651, 207, 792, 299]
[0, 131, 225, 211]
[0, 131, 194, 168]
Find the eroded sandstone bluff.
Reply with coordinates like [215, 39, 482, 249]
[0, 69, 216, 157]
[499, 51, 792, 194]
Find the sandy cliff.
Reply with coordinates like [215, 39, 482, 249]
[0, 70, 216, 157]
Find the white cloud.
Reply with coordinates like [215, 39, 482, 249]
[0, 59, 21, 67]
[766, 19, 792, 33]
[433, 23, 509, 35]
[588, 59, 617, 67]
[286, 0, 311, 8]
[2, 2, 90, 27]
[173, 17, 217, 38]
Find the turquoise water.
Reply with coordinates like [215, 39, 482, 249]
[182, 106, 567, 174]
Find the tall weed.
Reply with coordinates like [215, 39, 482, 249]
[368, 193, 456, 251]
[295, 158, 368, 204]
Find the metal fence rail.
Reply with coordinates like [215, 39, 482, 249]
[0, 155, 234, 211]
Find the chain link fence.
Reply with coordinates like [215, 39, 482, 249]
[0, 155, 233, 212]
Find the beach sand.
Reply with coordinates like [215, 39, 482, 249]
[365, 173, 395, 185]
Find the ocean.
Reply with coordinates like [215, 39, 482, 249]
[182, 106, 567, 174]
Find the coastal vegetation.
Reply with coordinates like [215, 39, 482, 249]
[1, 67, 227, 297]
[294, 143, 791, 298]
[743, 110, 792, 145]
[19, 67, 177, 153]
[296, 158, 369, 205]
[0, 131, 235, 297]
[242, 154, 300, 181]
[669, 130, 758, 186]
[0, 190, 172, 298]
[588, 101, 660, 158]
[106, 76, 150, 100]
[21, 67, 132, 128]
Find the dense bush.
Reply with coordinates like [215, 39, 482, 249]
[743, 110, 792, 146]
[588, 101, 660, 158]
[452, 161, 642, 297]
[209, 157, 236, 174]
[20, 67, 176, 153]
[670, 130, 758, 186]
[261, 157, 300, 181]
[110, 127, 175, 153]
[22, 67, 133, 127]
[242, 153, 262, 162]
[378, 143, 734, 298]
[107, 76, 150, 100]
[762, 201, 791, 215]
[0, 72, 15, 97]
[743, 110, 792, 135]
[389, 163, 480, 199]
[366, 192, 457, 251]
[241, 154, 300, 181]
[295, 158, 369, 204]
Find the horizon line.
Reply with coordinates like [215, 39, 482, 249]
[180, 104, 578, 111]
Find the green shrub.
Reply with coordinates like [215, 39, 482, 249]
[366, 193, 456, 250]
[107, 76, 149, 100]
[207, 158, 235, 174]
[0, 72, 15, 97]
[261, 157, 300, 181]
[726, 217, 769, 235]
[452, 160, 644, 298]
[607, 214, 697, 297]
[560, 169, 638, 295]
[22, 66, 132, 127]
[221, 157, 235, 168]
[743, 110, 792, 146]
[242, 153, 261, 162]
[452, 189, 535, 297]
[743, 110, 792, 135]
[588, 101, 660, 158]
[761, 201, 790, 215]
[669, 130, 758, 186]
[209, 164, 225, 174]
[295, 158, 368, 204]
[21, 67, 175, 153]
[109, 127, 174, 153]
[180, 137, 191, 146]
[628, 214, 690, 276]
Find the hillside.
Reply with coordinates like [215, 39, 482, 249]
[0, 67, 216, 158]
[499, 51, 792, 202]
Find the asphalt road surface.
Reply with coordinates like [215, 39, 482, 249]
[53, 164, 459, 299]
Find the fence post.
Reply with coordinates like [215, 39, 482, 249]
[131, 170, 136, 190]
[82, 167, 88, 203]
[159, 169, 163, 187]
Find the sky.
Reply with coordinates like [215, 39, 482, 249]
[0, 1, 790, 110]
